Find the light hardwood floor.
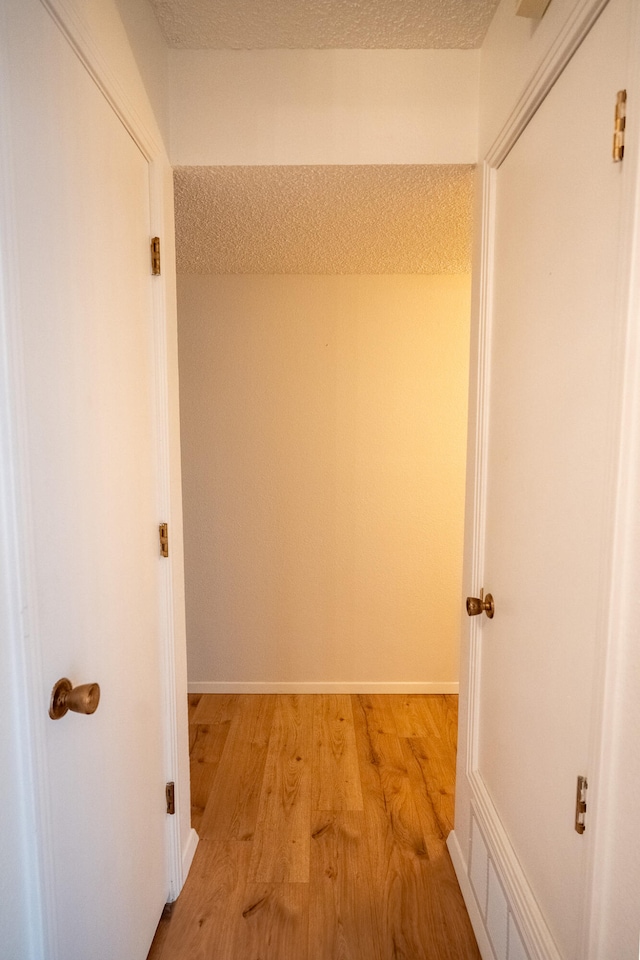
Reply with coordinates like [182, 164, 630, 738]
[148, 694, 480, 960]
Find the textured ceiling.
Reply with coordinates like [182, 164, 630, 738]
[174, 165, 473, 275]
[150, 0, 500, 49]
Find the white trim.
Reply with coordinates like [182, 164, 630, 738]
[188, 681, 459, 695]
[148, 156, 184, 902]
[470, 784, 563, 960]
[488, 0, 610, 167]
[39, 0, 160, 161]
[179, 829, 199, 899]
[0, 13, 51, 956]
[466, 159, 495, 776]
[447, 830, 495, 960]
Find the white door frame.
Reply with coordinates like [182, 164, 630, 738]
[0, 0, 186, 954]
[451, 0, 640, 957]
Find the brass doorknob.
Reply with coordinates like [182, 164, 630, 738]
[49, 678, 101, 720]
[466, 589, 495, 619]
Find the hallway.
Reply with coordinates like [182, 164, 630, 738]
[148, 694, 480, 959]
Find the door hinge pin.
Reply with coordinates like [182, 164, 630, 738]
[159, 522, 169, 558]
[166, 781, 175, 815]
[151, 236, 161, 275]
[613, 90, 626, 162]
[575, 775, 588, 834]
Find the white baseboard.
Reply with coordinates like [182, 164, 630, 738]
[447, 830, 496, 960]
[187, 681, 459, 694]
[448, 780, 563, 960]
[179, 828, 199, 896]
[469, 780, 562, 960]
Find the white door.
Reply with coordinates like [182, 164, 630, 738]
[5, 1, 167, 957]
[476, 0, 633, 956]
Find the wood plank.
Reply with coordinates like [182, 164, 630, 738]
[189, 723, 232, 830]
[188, 693, 202, 723]
[191, 693, 239, 725]
[189, 694, 236, 830]
[190, 760, 222, 833]
[148, 841, 249, 960]
[313, 694, 364, 812]
[352, 694, 446, 960]
[355, 693, 399, 735]
[423, 836, 483, 960]
[405, 696, 457, 763]
[249, 694, 313, 882]
[198, 694, 276, 841]
[146, 909, 171, 960]
[352, 698, 427, 859]
[148, 841, 310, 960]
[188, 693, 206, 753]
[308, 812, 381, 960]
[393, 694, 446, 739]
[190, 722, 231, 765]
[403, 737, 456, 838]
[235, 882, 309, 960]
[428, 694, 459, 753]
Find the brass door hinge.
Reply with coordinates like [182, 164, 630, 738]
[613, 90, 626, 162]
[159, 522, 169, 558]
[575, 775, 588, 834]
[166, 781, 175, 815]
[151, 236, 161, 275]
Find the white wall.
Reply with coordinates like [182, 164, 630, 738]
[169, 49, 479, 165]
[178, 275, 470, 692]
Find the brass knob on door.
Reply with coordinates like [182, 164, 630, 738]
[466, 589, 495, 619]
[49, 678, 101, 720]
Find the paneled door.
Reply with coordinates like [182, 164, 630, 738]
[475, 0, 633, 956]
[5, 0, 167, 956]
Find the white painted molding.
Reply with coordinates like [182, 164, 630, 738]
[188, 681, 459, 695]
[466, 159, 495, 776]
[0, 16, 52, 955]
[39, 0, 160, 160]
[447, 830, 496, 960]
[488, 0, 610, 166]
[470, 781, 563, 960]
[147, 158, 186, 901]
[178, 829, 199, 901]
